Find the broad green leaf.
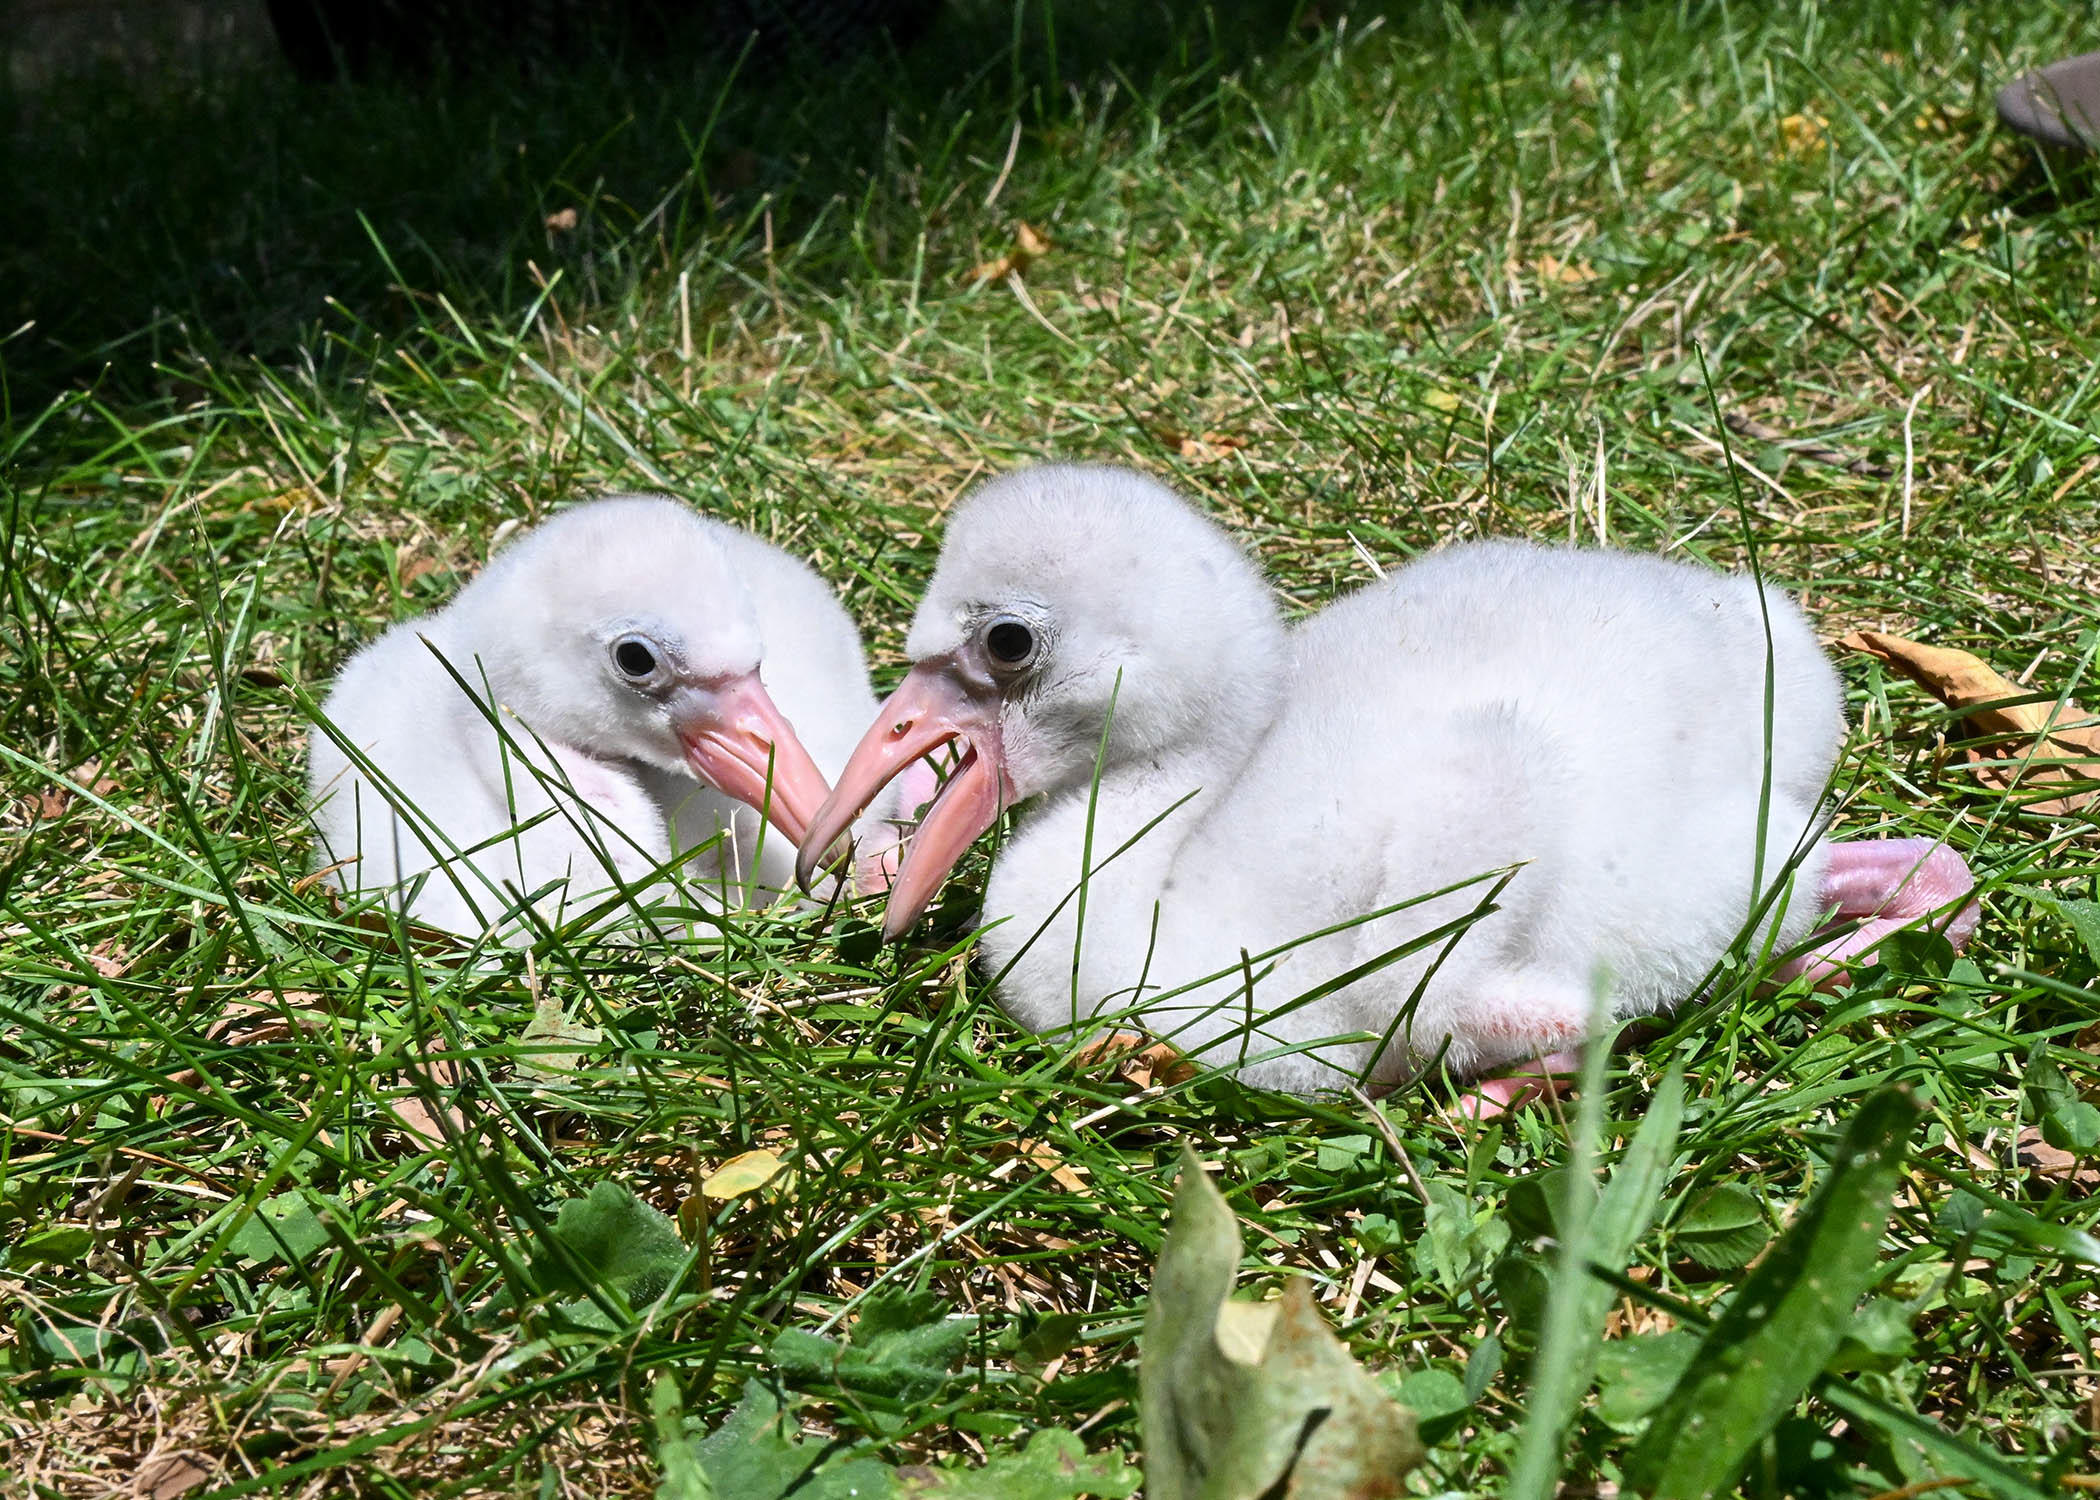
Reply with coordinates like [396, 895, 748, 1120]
[1506, 1066, 1684, 1500]
[695, 1381, 897, 1500]
[2022, 1055, 2100, 1153]
[2008, 885, 2100, 967]
[1627, 1085, 1921, 1500]
[771, 1291, 974, 1402]
[895, 1428, 1140, 1498]
[14, 1225, 92, 1264]
[1825, 1297, 1915, 1375]
[2054, 896, 2100, 967]
[1594, 1331, 1700, 1431]
[1505, 1167, 1572, 1243]
[537, 1181, 688, 1305]
[1139, 1145, 1422, 1500]
[652, 1374, 718, 1500]
[1463, 1335, 1503, 1403]
[1015, 1312, 1089, 1366]
[1312, 1135, 1376, 1174]
[1412, 1180, 1509, 1294]
[228, 1192, 331, 1264]
[1671, 1182, 1770, 1270]
[1390, 1368, 1471, 1443]
[1351, 1213, 1403, 1257]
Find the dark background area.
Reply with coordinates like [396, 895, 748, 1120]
[1, 0, 1315, 419]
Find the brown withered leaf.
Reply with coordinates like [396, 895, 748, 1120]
[544, 206, 580, 232]
[962, 220, 1052, 284]
[398, 549, 446, 588]
[21, 759, 122, 821]
[134, 1451, 213, 1499]
[390, 1041, 464, 1148]
[26, 787, 70, 819]
[1073, 1031, 1200, 1089]
[1152, 428, 1250, 464]
[1535, 253, 1599, 286]
[71, 758, 121, 799]
[2016, 1127, 2096, 1186]
[1840, 631, 2100, 815]
[988, 1137, 1090, 1193]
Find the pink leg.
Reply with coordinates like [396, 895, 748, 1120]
[1455, 1050, 1583, 1120]
[1776, 839, 1980, 989]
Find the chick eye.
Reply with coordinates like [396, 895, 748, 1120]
[612, 637, 660, 679]
[984, 617, 1037, 667]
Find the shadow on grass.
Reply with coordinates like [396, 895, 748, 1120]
[1, 0, 1322, 423]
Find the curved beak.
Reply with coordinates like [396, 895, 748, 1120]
[671, 671, 832, 847]
[795, 662, 1014, 941]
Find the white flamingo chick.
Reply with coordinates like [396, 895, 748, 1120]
[798, 464, 1979, 1104]
[308, 495, 904, 938]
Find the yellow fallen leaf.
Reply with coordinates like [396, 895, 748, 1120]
[1535, 253, 1599, 286]
[1022, 1139, 1089, 1193]
[962, 220, 1052, 284]
[702, 1147, 787, 1200]
[1780, 110, 1827, 154]
[1423, 388, 1463, 413]
[1840, 630, 2100, 815]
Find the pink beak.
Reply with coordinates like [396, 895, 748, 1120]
[673, 671, 833, 847]
[795, 663, 1014, 941]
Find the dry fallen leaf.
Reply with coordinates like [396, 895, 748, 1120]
[1535, 253, 1599, 286]
[26, 787, 69, 819]
[517, 993, 603, 1080]
[1152, 428, 1250, 464]
[390, 1042, 464, 1149]
[962, 220, 1052, 284]
[1141, 1146, 1422, 1499]
[988, 1137, 1091, 1193]
[2016, 1127, 2096, 1184]
[1780, 110, 1827, 154]
[134, 1450, 212, 1499]
[1073, 1031, 1200, 1089]
[398, 548, 445, 587]
[544, 206, 579, 232]
[20, 759, 122, 821]
[701, 1147, 787, 1200]
[1839, 631, 2100, 815]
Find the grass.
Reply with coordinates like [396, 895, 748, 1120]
[4, 0, 2100, 1493]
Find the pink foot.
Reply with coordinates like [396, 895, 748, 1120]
[1455, 1050, 1582, 1120]
[1776, 839, 1980, 989]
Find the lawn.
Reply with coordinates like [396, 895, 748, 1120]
[3, 0, 2098, 1494]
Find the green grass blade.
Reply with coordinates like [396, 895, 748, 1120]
[1628, 1085, 1922, 1498]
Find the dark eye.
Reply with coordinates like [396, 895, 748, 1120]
[985, 618, 1036, 667]
[612, 637, 659, 679]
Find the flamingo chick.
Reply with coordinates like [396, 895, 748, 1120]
[797, 464, 1979, 1106]
[309, 495, 908, 938]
